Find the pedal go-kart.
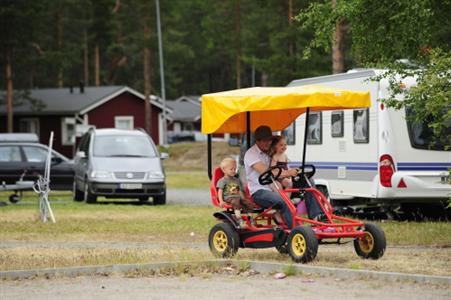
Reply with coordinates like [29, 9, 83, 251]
[201, 86, 386, 263]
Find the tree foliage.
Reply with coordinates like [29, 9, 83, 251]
[376, 49, 451, 148]
[297, 0, 450, 143]
[1, 0, 331, 100]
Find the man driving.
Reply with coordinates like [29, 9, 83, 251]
[244, 125, 298, 229]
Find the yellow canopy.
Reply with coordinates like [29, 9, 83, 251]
[201, 85, 370, 134]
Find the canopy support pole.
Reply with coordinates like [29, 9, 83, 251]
[207, 134, 212, 180]
[301, 107, 310, 177]
[246, 111, 251, 150]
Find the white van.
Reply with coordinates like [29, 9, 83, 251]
[285, 69, 450, 219]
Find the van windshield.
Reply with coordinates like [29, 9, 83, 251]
[405, 108, 450, 151]
[93, 135, 157, 157]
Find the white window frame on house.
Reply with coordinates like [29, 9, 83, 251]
[19, 118, 40, 136]
[114, 116, 134, 130]
[61, 117, 76, 146]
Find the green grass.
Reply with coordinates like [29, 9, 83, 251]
[0, 199, 215, 242]
[1, 193, 451, 275]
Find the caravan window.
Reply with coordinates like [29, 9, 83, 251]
[307, 112, 322, 144]
[331, 111, 344, 137]
[406, 108, 450, 151]
[353, 109, 369, 143]
[282, 121, 296, 145]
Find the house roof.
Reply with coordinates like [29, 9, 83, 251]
[0, 86, 173, 116]
[167, 95, 201, 122]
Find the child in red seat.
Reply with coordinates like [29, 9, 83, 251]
[217, 157, 255, 228]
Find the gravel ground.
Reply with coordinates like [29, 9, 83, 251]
[1, 273, 450, 300]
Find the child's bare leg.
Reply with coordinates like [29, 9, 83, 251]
[231, 198, 245, 227]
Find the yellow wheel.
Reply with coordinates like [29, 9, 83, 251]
[212, 231, 228, 253]
[208, 223, 239, 258]
[357, 231, 375, 254]
[354, 223, 386, 259]
[291, 233, 307, 257]
[287, 226, 318, 263]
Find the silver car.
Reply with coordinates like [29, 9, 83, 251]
[73, 128, 167, 204]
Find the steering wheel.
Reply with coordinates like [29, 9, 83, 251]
[297, 164, 316, 179]
[258, 166, 282, 185]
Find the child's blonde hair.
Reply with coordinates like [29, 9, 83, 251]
[268, 135, 286, 157]
[220, 157, 236, 171]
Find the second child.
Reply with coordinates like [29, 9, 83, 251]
[217, 157, 255, 228]
[269, 135, 293, 191]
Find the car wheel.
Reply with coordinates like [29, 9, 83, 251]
[84, 181, 97, 204]
[73, 181, 84, 202]
[208, 223, 240, 258]
[153, 192, 166, 205]
[138, 196, 149, 203]
[354, 223, 386, 259]
[9, 194, 20, 204]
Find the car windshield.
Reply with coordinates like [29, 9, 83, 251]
[93, 135, 157, 157]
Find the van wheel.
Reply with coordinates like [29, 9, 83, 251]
[138, 196, 149, 203]
[84, 181, 97, 203]
[153, 193, 166, 205]
[73, 182, 84, 202]
[354, 223, 386, 259]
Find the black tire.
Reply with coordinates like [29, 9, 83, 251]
[84, 181, 97, 203]
[73, 181, 84, 202]
[276, 244, 289, 255]
[208, 222, 240, 258]
[354, 223, 386, 259]
[9, 194, 20, 204]
[287, 226, 318, 263]
[153, 192, 166, 205]
[138, 196, 149, 203]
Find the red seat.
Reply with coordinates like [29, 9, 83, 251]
[210, 166, 252, 207]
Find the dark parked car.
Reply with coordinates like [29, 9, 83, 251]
[0, 133, 74, 190]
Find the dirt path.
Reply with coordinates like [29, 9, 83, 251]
[1, 273, 449, 300]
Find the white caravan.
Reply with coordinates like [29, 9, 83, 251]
[285, 69, 450, 218]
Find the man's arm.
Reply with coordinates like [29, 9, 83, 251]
[252, 161, 297, 178]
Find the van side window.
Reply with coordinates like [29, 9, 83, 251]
[78, 133, 91, 154]
[307, 111, 322, 144]
[331, 111, 344, 138]
[353, 109, 369, 143]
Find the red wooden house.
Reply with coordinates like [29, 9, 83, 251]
[0, 85, 172, 158]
